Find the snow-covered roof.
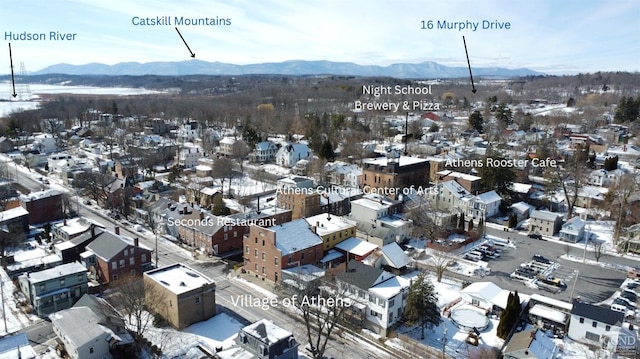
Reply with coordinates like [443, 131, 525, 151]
[21, 188, 62, 202]
[0, 333, 36, 359]
[476, 190, 501, 204]
[242, 319, 292, 344]
[321, 250, 343, 263]
[529, 304, 567, 324]
[54, 218, 90, 237]
[304, 214, 356, 237]
[460, 281, 503, 305]
[26, 262, 86, 284]
[380, 242, 411, 269]
[0, 206, 28, 222]
[363, 155, 429, 167]
[435, 170, 481, 182]
[439, 180, 472, 199]
[368, 275, 410, 300]
[49, 307, 112, 350]
[511, 182, 533, 194]
[145, 263, 214, 295]
[561, 217, 585, 234]
[269, 219, 322, 255]
[335, 237, 379, 256]
[530, 210, 561, 222]
[510, 201, 534, 214]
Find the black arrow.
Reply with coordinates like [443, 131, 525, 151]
[175, 27, 195, 58]
[8, 43, 17, 97]
[462, 36, 477, 93]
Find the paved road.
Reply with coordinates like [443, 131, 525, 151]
[480, 226, 629, 304]
[23, 320, 57, 354]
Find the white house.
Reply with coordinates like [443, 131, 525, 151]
[324, 161, 363, 188]
[32, 133, 58, 154]
[177, 121, 200, 141]
[249, 140, 278, 163]
[470, 190, 502, 219]
[177, 143, 202, 169]
[336, 260, 409, 337]
[275, 142, 311, 168]
[50, 306, 114, 359]
[559, 217, 585, 243]
[460, 281, 504, 312]
[568, 301, 634, 353]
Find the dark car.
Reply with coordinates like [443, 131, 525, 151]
[528, 233, 543, 240]
[532, 255, 551, 264]
[621, 290, 637, 302]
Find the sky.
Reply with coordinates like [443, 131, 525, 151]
[1, 0, 639, 75]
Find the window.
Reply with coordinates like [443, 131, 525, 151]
[224, 233, 228, 240]
[78, 274, 84, 281]
[89, 347, 94, 354]
[130, 269, 136, 276]
[195, 296, 201, 304]
[234, 231, 238, 238]
[262, 240, 265, 246]
[124, 249, 128, 256]
[246, 245, 249, 254]
[579, 317, 584, 324]
[585, 331, 600, 342]
[262, 252, 266, 261]
[112, 274, 119, 281]
[605, 325, 611, 331]
[119, 259, 125, 268]
[255, 263, 258, 270]
[130, 257, 135, 265]
[472, 298, 480, 306]
[59, 278, 65, 286]
[255, 249, 258, 258]
[112, 262, 117, 270]
[255, 237, 258, 244]
[262, 266, 266, 274]
[40, 284, 45, 291]
[274, 257, 278, 265]
[592, 321, 597, 328]
[142, 254, 147, 263]
[389, 299, 395, 307]
[301, 252, 305, 260]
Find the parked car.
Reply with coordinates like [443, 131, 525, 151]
[528, 233, 543, 240]
[610, 303, 629, 314]
[614, 296, 637, 309]
[532, 255, 551, 264]
[620, 290, 637, 302]
[465, 252, 483, 261]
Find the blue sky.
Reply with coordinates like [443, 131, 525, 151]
[2, 0, 639, 74]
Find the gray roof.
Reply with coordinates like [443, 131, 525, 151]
[380, 242, 411, 269]
[50, 307, 111, 349]
[571, 301, 624, 326]
[530, 210, 561, 222]
[27, 262, 86, 284]
[85, 229, 147, 261]
[337, 260, 384, 291]
[270, 219, 322, 255]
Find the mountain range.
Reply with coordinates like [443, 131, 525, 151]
[33, 60, 542, 78]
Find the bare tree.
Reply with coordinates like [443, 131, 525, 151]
[606, 173, 638, 246]
[592, 241, 605, 263]
[115, 275, 167, 343]
[428, 250, 452, 283]
[546, 144, 590, 218]
[212, 157, 234, 197]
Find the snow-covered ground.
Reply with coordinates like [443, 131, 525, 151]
[0, 267, 39, 337]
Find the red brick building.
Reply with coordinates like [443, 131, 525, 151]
[243, 219, 323, 282]
[178, 210, 292, 257]
[83, 228, 152, 284]
[21, 189, 64, 225]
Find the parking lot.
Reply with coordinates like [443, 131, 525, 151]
[473, 227, 627, 303]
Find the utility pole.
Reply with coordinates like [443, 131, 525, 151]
[441, 325, 447, 359]
[1, 280, 6, 334]
[569, 270, 579, 301]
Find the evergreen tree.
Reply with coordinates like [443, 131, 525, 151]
[508, 213, 517, 228]
[495, 103, 513, 127]
[477, 149, 516, 197]
[497, 291, 521, 339]
[468, 110, 484, 133]
[468, 219, 474, 231]
[403, 273, 441, 340]
[458, 212, 466, 230]
[319, 139, 335, 161]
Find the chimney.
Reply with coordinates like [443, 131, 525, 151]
[115, 226, 120, 235]
[134, 237, 139, 247]
[167, 203, 171, 209]
[200, 211, 205, 220]
[63, 219, 67, 226]
[90, 224, 95, 238]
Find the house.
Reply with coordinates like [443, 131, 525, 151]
[0, 136, 15, 153]
[215, 319, 299, 359]
[337, 260, 409, 337]
[50, 306, 114, 359]
[275, 142, 311, 168]
[427, 180, 475, 215]
[510, 202, 534, 222]
[243, 219, 323, 282]
[361, 154, 430, 199]
[114, 157, 138, 179]
[470, 190, 502, 220]
[82, 228, 152, 284]
[529, 210, 562, 236]
[18, 262, 88, 317]
[20, 189, 64, 225]
[502, 329, 559, 359]
[0, 205, 29, 234]
[304, 213, 357, 251]
[100, 177, 124, 209]
[249, 140, 279, 163]
[334, 237, 379, 263]
[177, 121, 200, 141]
[568, 301, 630, 352]
[559, 217, 586, 243]
[143, 263, 216, 329]
[364, 242, 412, 274]
[349, 194, 407, 243]
[459, 281, 504, 312]
[324, 161, 363, 188]
[54, 224, 105, 264]
[527, 294, 573, 331]
[0, 333, 36, 359]
[435, 170, 482, 194]
[621, 223, 640, 255]
[177, 144, 202, 169]
[219, 137, 247, 157]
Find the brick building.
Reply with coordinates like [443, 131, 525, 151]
[243, 219, 323, 282]
[276, 176, 321, 220]
[20, 189, 64, 225]
[362, 153, 430, 199]
[82, 228, 152, 284]
[144, 263, 216, 329]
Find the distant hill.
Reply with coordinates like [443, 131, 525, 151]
[33, 59, 542, 78]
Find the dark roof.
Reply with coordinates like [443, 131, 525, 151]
[85, 229, 148, 261]
[337, 260, 384, 291]
[502, 329, 536, 353]
[571, 301, 624, 326]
